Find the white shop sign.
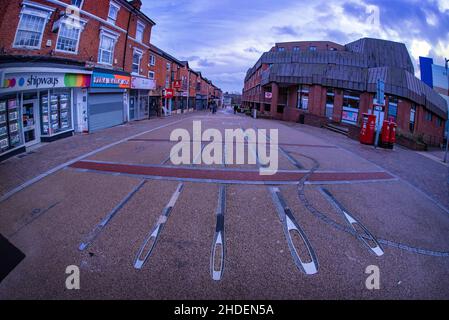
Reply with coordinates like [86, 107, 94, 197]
[131, 77, 156, 90]
[1, 72, 91, 94]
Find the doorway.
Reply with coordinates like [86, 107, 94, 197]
[22, 99, 40, 146]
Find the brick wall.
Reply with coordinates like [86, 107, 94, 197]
[0, 0, 153, 74]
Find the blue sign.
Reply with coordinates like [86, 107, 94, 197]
[376, 79, 385, 105]
[91, 72, 131, 89]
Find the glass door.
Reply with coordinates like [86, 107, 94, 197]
[22, 99, 40, 146]
[129, 96, 137, 121]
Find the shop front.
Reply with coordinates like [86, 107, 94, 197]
[0, 68, 91, 161]
[129, 76, 156, 121]
[88, 69, 130, 133]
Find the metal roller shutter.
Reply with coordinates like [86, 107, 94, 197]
[88, 93, 124, 132]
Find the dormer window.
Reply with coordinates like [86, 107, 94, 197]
[107, 1, 120, 24]
[136, 21, 145, 43]
[70, 0, 84, 8]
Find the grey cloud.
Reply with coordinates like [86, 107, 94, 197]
[244, 47, 261, 53]
[271, 26, 299, 36]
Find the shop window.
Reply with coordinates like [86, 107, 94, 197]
[107, 1, 120, 24]
[388, 96, 398, 122]
[297, 85, 310, 110]
[409, 104, 416, 133]
[56, 22, 81, 53]
[14, 6, 52, 49]
[136, 21, 145, 43]
[342, 91, 360, 125]
[325, 88, 335, 119]
[0, 95, 23, 154]
[132, 49, 143, 74]
[98, 32, 117, 65]
[40, 89, 73, 136]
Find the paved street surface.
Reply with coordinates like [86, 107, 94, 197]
[1, 108, 449, 299]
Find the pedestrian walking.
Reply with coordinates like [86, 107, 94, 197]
[234, 104, 238, 114]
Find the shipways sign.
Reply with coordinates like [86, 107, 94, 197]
[91, 72, 131, 89]
[1, 72, 91, 94]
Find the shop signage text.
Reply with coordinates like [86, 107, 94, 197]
[1, 73, 91, 93]
[131, 77, 156, 90]
[91, 72, 131, 89]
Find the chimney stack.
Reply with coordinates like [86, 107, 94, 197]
[130, 0, 142, 10]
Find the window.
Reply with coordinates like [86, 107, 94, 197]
[98, 32, 116, 65]
[56, 22, 81, 53]
[437, 117, 443, 127]
[425, 111, 433, 122]
[108, 1, 120, 23]
[136, 21, 145, 43]
[132, 49, 143, 74]
[278, 47, 285, 52]
[150, 55, 156, 66]
[329, 47, 337, 51]
[71, 0, 84, 8]
[325, 88, 335, 119]
[149, 71, 155, 80]
[165, 75, 170, 88]
[309, 46, 317, 51]
[297, 85, 310, 110]
[342, 91, 360, 125]
[387, 96, 398, 122]
[166, 63, 171, 71]
[293, 46, 300, 52]
[410, 104, 416, 133]
[14, 7, 52, 49]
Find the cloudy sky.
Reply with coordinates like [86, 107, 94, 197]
[141, 0, 449, 93]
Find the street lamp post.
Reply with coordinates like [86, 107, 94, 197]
[444, 58, 449, 163]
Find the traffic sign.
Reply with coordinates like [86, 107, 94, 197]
[164, 88, 174, 99]
[173, 80, 182, 89]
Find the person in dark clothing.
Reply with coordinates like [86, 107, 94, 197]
[233, 105, 238, 114]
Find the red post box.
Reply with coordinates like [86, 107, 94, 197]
[380, 120, 391, 148]
[389, 121, 397, 149]
[360, 113, 376, 145]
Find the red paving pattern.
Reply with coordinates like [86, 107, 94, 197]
[70, 160, 394, 183]
[128, 138, 338, 149]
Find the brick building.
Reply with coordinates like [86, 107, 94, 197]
[0, 0, 156, 160]
[0, 0, 223, 161]
[242, 38, 448, 148]
[148, 45, 222, 115]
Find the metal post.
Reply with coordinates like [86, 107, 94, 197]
[444, 58, 449, 163]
